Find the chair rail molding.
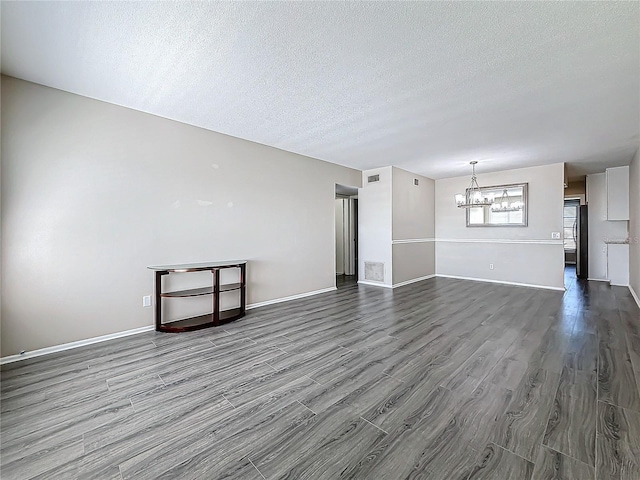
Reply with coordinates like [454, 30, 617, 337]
[435, 238, 563, 245]
[392, 238, 436, 244]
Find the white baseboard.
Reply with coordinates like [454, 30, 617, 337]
[392, 274, 436, 289]
[0, 271, 583, 365]
[630, 285, 640, 309]
[247, 287, 336, 310]
[436, 274, 566, 291]
[357, 280, 393, 288]
[1, 286, 340, 365]
[358, 273, 563, 292]
[0, 325, 155, 365]
[587, 278, 610, 282]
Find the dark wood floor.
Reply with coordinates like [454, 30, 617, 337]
[336, 274, 357, 289]
[1, 270, 639, 479]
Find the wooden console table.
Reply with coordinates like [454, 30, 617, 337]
[147, 261, 247, 333]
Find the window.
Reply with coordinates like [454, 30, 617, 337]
[466, 183, 528, 227]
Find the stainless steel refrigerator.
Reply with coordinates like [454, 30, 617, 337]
[574, 205, 588, 278]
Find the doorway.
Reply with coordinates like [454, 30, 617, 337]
[564, 199, 579, 266]
[564, 197, 588, 286]
[335, 184, 358, 289]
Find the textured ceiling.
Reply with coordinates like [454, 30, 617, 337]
[2, 1, 639, 179]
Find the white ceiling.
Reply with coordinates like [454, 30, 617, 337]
[2, 1, 639, 179]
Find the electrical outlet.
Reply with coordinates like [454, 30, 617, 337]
[142, 295, 152, 307]
[489, 263, 494, 270]
[551, 232, 561, 239]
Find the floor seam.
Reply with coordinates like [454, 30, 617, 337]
[264, 362, 279, 373]
[296, 400, 316, 415]
[247, 457, 266, 479]
[359, 416, 388, 435]
[490, 441, 534, 464]
[596, 393, 640, 414]
[538, 342, 567, 472]
[221, 394, 236, 409]
[541, 443, 595, 469]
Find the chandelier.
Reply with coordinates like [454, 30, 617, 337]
[491, 189, 523, 212]
[455, 161, 492, 208]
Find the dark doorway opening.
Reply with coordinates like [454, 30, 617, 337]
[335, 184, 358, 289]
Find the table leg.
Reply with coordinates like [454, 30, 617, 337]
[154, 271, 164, 331]
[240, 263, 246, 314]
[213, 268, 220, 326]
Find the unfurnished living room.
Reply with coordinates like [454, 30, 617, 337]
[1, 2, 639, 479]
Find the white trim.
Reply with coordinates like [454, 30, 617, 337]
[392, 238, 435, 244]
[247, 287, 336, 310]
[436, 238, 563, 245]
[629, 285, 640, 309]
[0, 326, 155, 365]
[1, 286, 339, 364]
[360, 273, 564, 291]
[392, 274, 436, 288]
[357, 280, 393, 289]
[436, 274, 565, 291]
[587, 278, 609, 282]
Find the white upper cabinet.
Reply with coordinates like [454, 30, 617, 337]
[606, 166, 629, 220]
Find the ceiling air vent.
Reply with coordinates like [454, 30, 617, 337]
[367, 174, 380, 183]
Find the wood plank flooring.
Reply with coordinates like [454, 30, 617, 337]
[1, 270, 639, 479]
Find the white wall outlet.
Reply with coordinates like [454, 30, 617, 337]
[551, 232, 561, 239]
[142, 295, 152, 307]
[489, 263, 494, 270]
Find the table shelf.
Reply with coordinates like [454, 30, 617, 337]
[148, 261, 247, 333]
[160, 283, 243, 298]
[157, 308, 244, 332]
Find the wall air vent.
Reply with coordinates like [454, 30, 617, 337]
[414, 179, 419, 186]
[367, 174, 380, 183]
[364, 262, 384, 282]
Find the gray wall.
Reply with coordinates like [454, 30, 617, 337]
[435, 163, 565, 290]
[630, 149, 640, 303]
[358, 166, 435, 287]
[391, 167, 435, 285]
[1, 76, 361, 356]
